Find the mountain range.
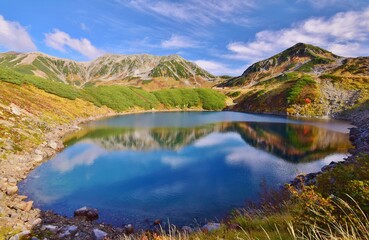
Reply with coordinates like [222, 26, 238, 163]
[0, 52, 217, 89]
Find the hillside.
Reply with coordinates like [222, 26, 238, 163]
[0, 52, 217, 89]
[219, 43, 369, 117]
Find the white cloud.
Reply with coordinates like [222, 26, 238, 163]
[225, 8, 369, 62]
[120, 0, 254, 26]
[44, 29, 104, 59]
[161, 35, 198, 49]
[161, 156, 192, 169]
[194, 132, 243, 147]
[0, 15, 36, 51]
[194, 60, 245, 76]
[50, 144, 106, 173]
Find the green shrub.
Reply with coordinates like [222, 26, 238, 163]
[316, 154, 369, 213]
[287, 75, 316, 104]
[83, 86, 160, 111]
[195, 88, 226, 110]
[298, 57, 333, 72]
[0, 67, 80, 100]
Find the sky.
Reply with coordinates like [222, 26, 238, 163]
[0, 0, 369, 76]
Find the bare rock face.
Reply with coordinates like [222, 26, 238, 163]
[74, 206, 99, 221]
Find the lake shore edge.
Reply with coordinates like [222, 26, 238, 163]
[2, 108, 368, 239]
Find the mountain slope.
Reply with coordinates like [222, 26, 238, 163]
[220, 43, 369, 117]
[0, 67, 226, 113]
[218, 43, 340, 88]
[0, 52, 216, 88]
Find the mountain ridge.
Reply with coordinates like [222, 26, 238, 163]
[218, 43, 341, 88]
[0, 51, 216, 88]
[219, 43, 369, 118]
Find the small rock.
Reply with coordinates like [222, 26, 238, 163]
[42, 224, 58, 233]
[8, 178, 17, 185]
[202, 223, 221, 232]
[153, 219, 161, 225]
[181, 226, 193, 233]
[33, 155, 43, 162]
[6, 186, 18, 195]
[17, 195, 28, 201]
[48, 141, 58, 150]
[31, 218, 42, 227]
[10, 104, 22, 116]
[34, 149, 43, 155]
[15, 202, 27, 211]
[67, 225, 78, 233]
[9, 230, 31, 240]
[74, 206, 99, 221]
[24, 201, 33, 211]
[93, 229, 107, 240]
[124, 224, 134, 235]
[59, 225, 78, 238]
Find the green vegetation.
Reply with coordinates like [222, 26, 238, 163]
[287, 75, 316, 104]
[298, 57, 333, 72]
[83, 86, 160, 111]
[316, 155, 369, 212]
[226, 91, 241, 98]
[0, 67, 80, 100]
[320, 74, 343, 81]
[153, 88, 225, 110]
[0, 67, 226, 112]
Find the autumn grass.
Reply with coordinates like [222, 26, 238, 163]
[288, 196, 369, 240]
[117, 195, 369, 240]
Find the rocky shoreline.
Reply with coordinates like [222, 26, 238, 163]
[0, 113, 122, 238]
[1, 109, 369, 239]
[290, 109, 369, 189]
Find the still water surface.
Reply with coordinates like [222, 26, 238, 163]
[19, 112, 351, 228]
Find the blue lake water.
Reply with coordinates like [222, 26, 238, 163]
[19, 111, 351, 228]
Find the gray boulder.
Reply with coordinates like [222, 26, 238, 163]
[93, 229, 107, 240]
[74, 206, 99, 221]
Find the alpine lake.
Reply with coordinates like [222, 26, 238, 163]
[19, 111, 352, 229]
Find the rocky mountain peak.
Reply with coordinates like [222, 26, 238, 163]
[218, 43, 342, 88]
[0, 52, 215, 87]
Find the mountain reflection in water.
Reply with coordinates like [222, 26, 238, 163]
[65, 121, 350, 165]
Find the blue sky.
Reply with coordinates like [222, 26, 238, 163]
[0, 0, 369, 76]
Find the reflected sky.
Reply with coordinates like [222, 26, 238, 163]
[19, 112, 351, 228]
